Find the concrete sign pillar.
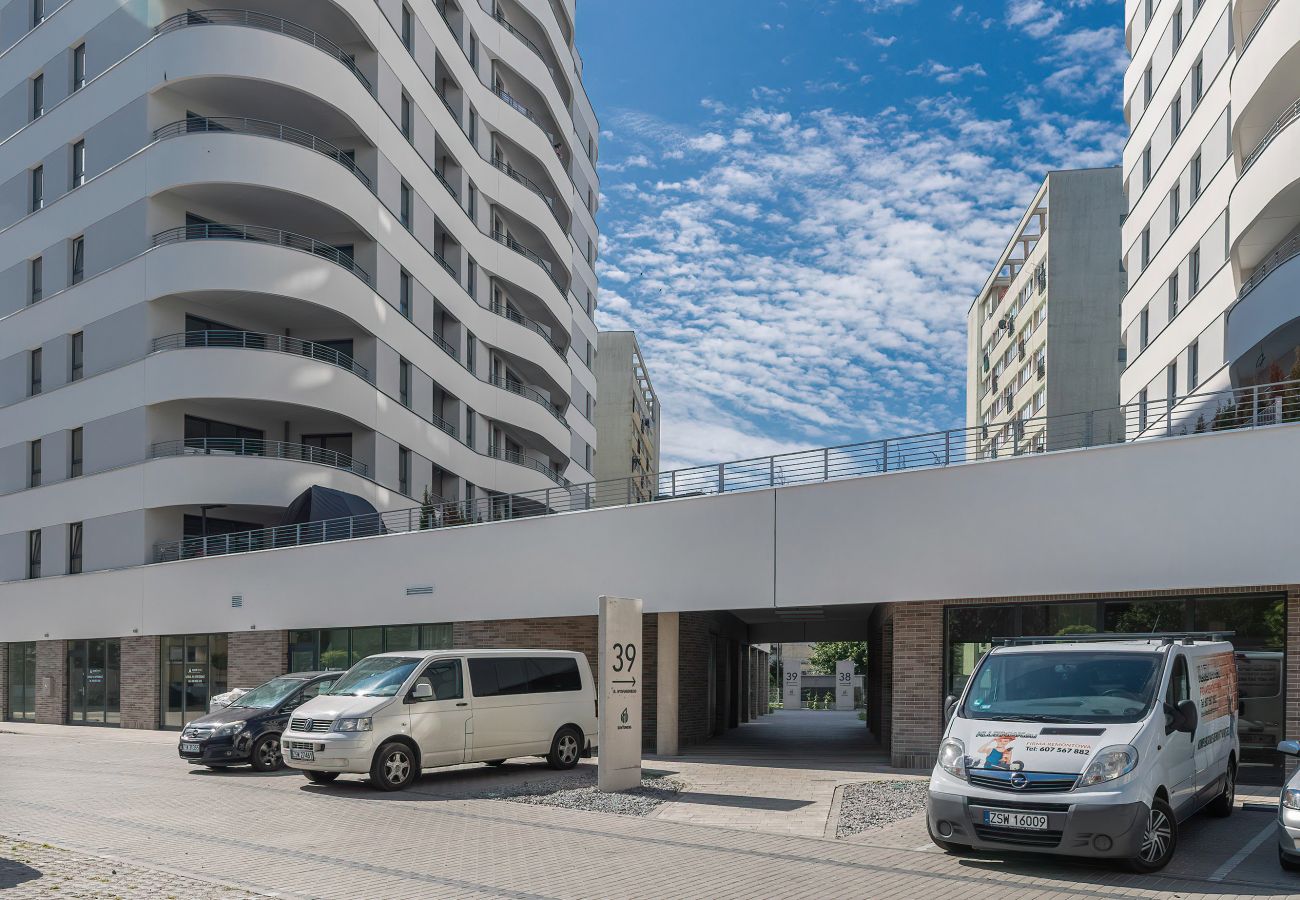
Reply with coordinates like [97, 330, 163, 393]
[835, 659, 855, 710]
[598, 595, 642, 792]
[782, 666, 801, 709]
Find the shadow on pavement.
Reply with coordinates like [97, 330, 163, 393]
[660, 791, 813, 811]
[0, 859, 41, 890]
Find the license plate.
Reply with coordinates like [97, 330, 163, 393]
[180, 742, 200, 753]
[290, 748, 315, 761]
[983, 810, 1049, 830]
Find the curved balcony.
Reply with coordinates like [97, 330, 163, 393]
[490, 301, 565, 357]
[149, 438, 369, 477]
[1227, 237, 1300, 383]
[1229, 109, 1300, 270]
[153, 116, 373, 191]
[492, 230, 565, 292]
[495, 85, 558, 146]
[488, 444, 565, 485]
[1241, 97, 1300, 172]
[490, 154, 559, 220]
[490, 374, 568, 425]
[151, 329, 372, 382]
[154, 9, 372, 94]
[1231, 0, 1300, 158]
[152, 223, 372, 285]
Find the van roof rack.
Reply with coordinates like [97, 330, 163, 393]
[994, 631, 1234, 647]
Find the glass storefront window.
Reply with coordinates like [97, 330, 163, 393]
[1103, 598, 1189, 633]
[946, 606, 1015, 696]
[350, 627, 383, 666]
[288, 623, 454, 672]
[66, 638, 120, 725]
[1020, 602, 1098, 637]
[384, 625, 420, 652]
[7, 642, 37, 721]
[162, 634, 228, 728]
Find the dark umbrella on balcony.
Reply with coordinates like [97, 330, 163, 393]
[277, 485, 385, 544]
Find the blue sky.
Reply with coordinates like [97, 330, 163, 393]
[577, 0, 1129, 469]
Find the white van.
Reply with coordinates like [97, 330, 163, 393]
[927, 635, 1239, 872]
[281, 649, 598, 791]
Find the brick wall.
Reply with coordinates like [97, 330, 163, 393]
[120, 635, 159, 730]
[0, 642, 8, 721]
[228, 630, 288, 689]
[35, 639, 67, 724]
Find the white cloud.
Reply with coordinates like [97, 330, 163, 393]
[909, 60, 988, 83]
[1006, 0, 1064, 36]
[862, 28, 898, 47]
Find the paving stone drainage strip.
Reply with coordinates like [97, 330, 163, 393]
[835, 781, 929, 838]
[481, 769, 688, 817]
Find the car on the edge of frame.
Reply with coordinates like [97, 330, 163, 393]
[178, 672, 339, 771]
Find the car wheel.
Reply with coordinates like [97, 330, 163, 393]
[1207, 764, 1235, 817]
[250, 734, 283, 772]
[1281, 848, 1300, 872]
[546, 727, 582, 771]
[485, 759, 508, 767]
[1128, 797, 1177, 873]
[303, 770, 339, 784]
[370, 741, 418, 791]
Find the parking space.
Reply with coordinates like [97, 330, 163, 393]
[2, 722, 1299, 899]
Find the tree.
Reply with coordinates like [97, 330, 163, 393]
[808, 641, 868, 674]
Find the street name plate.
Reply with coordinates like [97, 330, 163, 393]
[598, 595, 642, 792]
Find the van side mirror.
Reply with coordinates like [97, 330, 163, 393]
[410, 682, 433, 701]
[1278, 740, 1300, 757]
[1175, 699, 1198, 735]
[944, 695, 958, 723]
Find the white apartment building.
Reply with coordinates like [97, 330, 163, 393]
[967, 168, 1125, 455]
[1120, 0, 1299, 426]
[0, 0, 603, 581]
[592, 330, 658, 504]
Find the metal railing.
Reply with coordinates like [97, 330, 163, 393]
[490, 300, 564, 357]
[490, 374, 567, 423]
[150, 375, 1300, 566]
[433, 248, 458, 280]
[494, 86, 557, 145]
[153, 116, 372, 191]
[151, 330, 371, 381]
[1238, 234, 1300, 301]
[1242, 96, 1300, 173]
[489, 445, 565, 483]
[494, 12, 546, 66]
[152, 224, 371, 285]
[435, 89, 461, 124]
[151, 438, 368, 476]
[433, 168, 459, 199]
[154, 10, 372, 94]
[492, 230, 565, 290]
[490, 155, 556, 210]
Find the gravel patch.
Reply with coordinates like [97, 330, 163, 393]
[835, 780, 929, 838]
[482, 768, 688, 817]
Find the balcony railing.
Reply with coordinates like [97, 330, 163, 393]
[489, 445, 565, 483]
[1242, 96, 1300, 173]
[154, 10, 373, 94]
[490, 374, 567, 424]
[492, 230, 565, 291]
[490, 155, 556, 210]
[151, 329, 371, 381]
[490, 300, 565, 357]
[495, 86, 557, 145]
[1238, 234, 1300, 301]
[149, 375, 1300, 566]
[151, 438, 369, 477]
[435, 89, 461, 125]
[494, 12, 546, 66]
[152, 223, 371, 285]
[153, 116, 372, 191]
[433, 167, 459, 199]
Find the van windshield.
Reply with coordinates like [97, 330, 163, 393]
[328, 657, 421, 697]
[962, 651, 1163, 724]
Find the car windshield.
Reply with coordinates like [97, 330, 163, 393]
[328, 657, 421, 697]
[962, 650, 1163, 724]
[232, 677, 304, 709]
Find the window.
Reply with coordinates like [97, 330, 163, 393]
[69, 427, 82, 477]
[469, 34, 478, 71]
[30, 347, 42, 395]
[288, 624, 450, 672]
[1189, 245, 1201, 294]
[412, 659, 463, 701]
[1171, 96, 1182, 138]
[7, 641, 38, 720]
[1191, 151, 1202, 198]
[72, 43, 86, 91]
[465, 407, 476, 449]
[400, 180, 412, 229]
[72, 140, 85, 187]
[399, 357, 411, 407]
[68, 522, 82, 574]
[587, 238, 595, 265]
[30, 74, 43, 121]
[29, 439, 41, 487]
[1141, 145, 1152, 188]
[401, 4, 413, 50]
[1172, 7, 1183, 48]
[466, 332, 477, 372]
[398, 446, 410, 495]
[1166, 654, 1190, 710]
[1167, 273, 1179, 318]
[1167, 361, 1178, 402]
[1170, 184, 1181, 227]
[1144, 0, 1153, 26]
[399, 268, 412, 319]
[70, 332, 83, 381]
[1139, 388, 1149, 430]
[70, 235, 84, 284]
[467, 257, 477, 297]
[30, 257, 42, 304]
[1188, 340, 1199, 391]
[1140, 226, 1151, 269]
[467, 182, 477, 220]
[31, 0, 43, 27]
[28, 530, 41, 579]
[468, 107, 478, 145]
[467, 657, 581, 697]
[1142, 64, 1152, 105]
[1139, 306, 1150, 350]
[30, 166, 42, 212]
[1192, 57, 1203, 105]
[401, 92, 413, 142]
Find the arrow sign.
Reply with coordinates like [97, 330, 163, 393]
[612, 676, 637, 687]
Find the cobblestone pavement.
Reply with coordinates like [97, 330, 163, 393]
[2, 721, 1298, 899]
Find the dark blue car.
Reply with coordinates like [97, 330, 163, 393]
[178, 672, 339, 771]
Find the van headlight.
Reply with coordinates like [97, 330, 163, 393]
[1078, 745, 1139, 787]
[334, 717, 372, 733]
[937, 737, 967, 779]
[1282, 789, 1300, 810]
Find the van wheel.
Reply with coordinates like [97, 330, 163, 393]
[370, 742, 418, 791]
[1207, 764, 1235, 817]
[303, 770, 338, 784]
[1281, 848, 1300, 872]
[1129, 797, 1177, 873]
[250, 734, 283, 772]
[546, 727, 582, 771]
[485, 759, 508, 767]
